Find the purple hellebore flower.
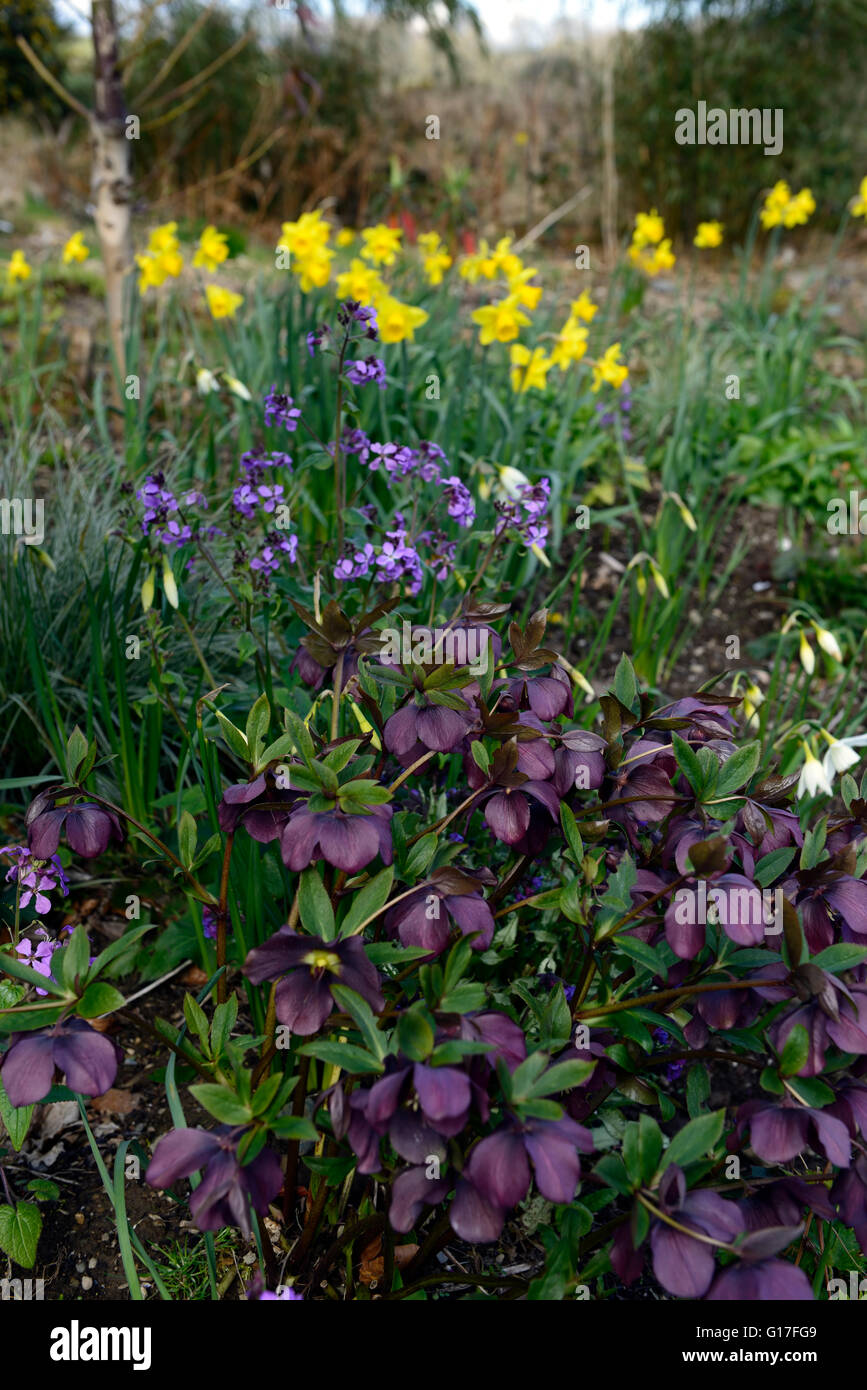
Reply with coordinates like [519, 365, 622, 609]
[449, 1115, 594, 1243]
[384, 875, 495, 957]
[243, 927, 384, 1035]
[784, 868, 867, 954]
[648, 1165, 745, 1298]
[146, 1125, 282, 1238]
[504, 666, 573, 721]
[280, 803, 393, 875]
[831, 1152, 867, 1253]
[26, 794, 123, 861]
[769, 967, 867, 1075]
[217, 771, 296, 840]
[706, 1256, 814, 1300]
[665, 872, 770, 960]
[479, 776, 560, 848]
[385, 701, 471, 758]
[341, 1057, 476, 1176]
[734, 1098, 851, 1167]
[1, 1018, 120, 1106]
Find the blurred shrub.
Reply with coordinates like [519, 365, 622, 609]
[0, 0, 68, 116]
[615, 0, 867, 235]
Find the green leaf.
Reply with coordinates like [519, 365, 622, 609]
[528, 1059, 596, 1097]
[395, 1008, 435, 1061]
[210, 995, 238, 1059]
[636, 1113, 663, 1183]
[470, 740, 491, 776]
[612, 934, 665, 976]
[270, 1114, 320, 1141]
[0, 1201, 42, 1268]
[714, 742, 761, 798]
[25, 1178, 59, 1202]
[511, 1051, 550, 1101]
[298, 868, 336, 941]
[188, 1084, 251, 1125]
[785, 1075, 835, 1108]
[331, 984, 387, 1061]
[0, 1080, 33, 1151]
[811, 944, 867, 973]
[658, 1110, 725, 1173]
[403, 834, 437, 881]
[178, 811, 197, 870]
[686, 1064, 711, 1119]
[779, 1024, 809, 1077]
[671, 733, 703, 794]
[65, 726, 92, 782]
[560, 803, 584, 864]
[60, 924, 92, 990]
[183, 993, 211, 1053]
[245, 693, 271, 766]
[77, 982, 125, 1019]
[613, 654, 638, 713]
[339, 866, 394, 937]
[214, 709, 249, 759]
[754, 847, 796, 889]
[298, 1040, 384, 1074]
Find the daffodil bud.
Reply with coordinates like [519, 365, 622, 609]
[141, 566, 156, 612]
[812, 623, 842, 662]
[799, 630, 815, 675]
[161, 554, 179, 609]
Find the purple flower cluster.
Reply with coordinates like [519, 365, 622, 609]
[2, 845, 68, 914]
[338, 301, 378, 339]
[345, 357, 386, 389]
[263, 388, 302, 432]
[136, 474, 208, 547]
[495, 477, 551, 550]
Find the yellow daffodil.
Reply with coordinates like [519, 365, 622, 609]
[336, 257, 385, 304]
[851, 176, 867, 219]
[549, 316, 588, 370]
[418, 232, 452, 285]
[471, 295, 531, 346]
[569, 290, 598, 322]
[375, 296, 429, 343]
[6, 249, 32, 284]
[485, 236, 523, 281]
[761, 181, 815, 230]
[360, 223, 402, 267]
[591, 343, 628, 392]
[783, 187, 815, 228]
[136, 252, 167, 293]
[632, 209, 665, 248]
[459, 240, 493, 283]
[277, 211, 331, 261]
[62, 231, 89, 265]
[510, 344, 552, 393]
[694, 220, 724, 248]
[514, 131, 529, 146]
[336, 227, 356, 247]
[147, 221, 180, 255]
[629, 237, 676, 275]
[205, 284, 243, 319]
[294, 247, 334, 292]
[506, 265, 542, 310]
[193, 225, 229, 272]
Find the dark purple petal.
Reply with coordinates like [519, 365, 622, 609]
[465, 1129, 530, 1207]
[53, 1020, 119, 1096]
[449, 1178, 506, 1243]
[389, 1165, 449, 1233]
[274, 972, 335, 1034]
[413, 1063, 471, 1125]
[317, 813, 381, 873]
[146, 1127, 222, 1187]
[0, 1031, 56, 1106]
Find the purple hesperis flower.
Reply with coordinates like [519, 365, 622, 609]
[345, 357, 386, 389]
[243, 928, 384, 1034]
[307, 323, 330, 356]
[263, 388, 301, 432]
[1, 1017, 120, 1105]
[1, 846, 68, 913]
[440, 476, 475, 528]
[146, 1125, 282, 1238]
[26, 794, 123, 861]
